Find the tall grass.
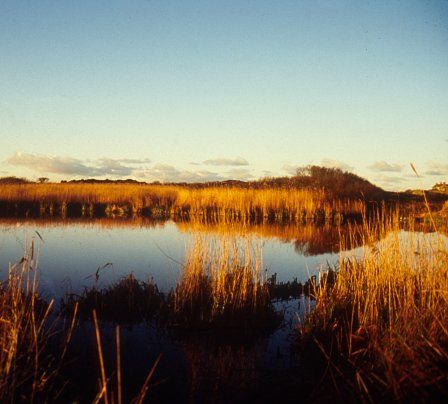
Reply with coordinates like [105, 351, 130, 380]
[0, 182, 366, 220]
[0, 241, 72, 402]
[300, 215, 448, 400]
[172, 236, 279, 329]
[0, 242, 161, 402]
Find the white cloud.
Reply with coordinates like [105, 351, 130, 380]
[321, 159, 354, 172]
[136, 165, 254, 183]
[117, 158, 152, 164]
[424, 162, 448, 176]
[282, 164, 300, 175]
[137, 164, 223, 183]
[225, 168, 253, 180]
[282, 160, 353, 176]
[202, 157, 249, 166]
[7, 152, 151, 177]
[261, 170, 275, 177]
[373, 174, 407, 185]
[367, 161, 403, 173]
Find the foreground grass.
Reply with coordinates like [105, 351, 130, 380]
[0, 241, 64, 402]
[4, 218, 447, 401]
[0, 244, 162, 402]
[300, 218, 448, 401]
[172, 236, 280, 330]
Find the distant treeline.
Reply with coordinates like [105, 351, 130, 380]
[0, 176, 31, 184]
[1, 166, 386, 198]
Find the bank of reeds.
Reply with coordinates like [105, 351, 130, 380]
[171, 236, 280, 330]
[300, 217, 448, 401]
[62, 274, 166, 323]
[0, 182, 365, 221]
[0, 241, 73, 402]
[62, 235, 282, 331]
[0, 245, 162, 402]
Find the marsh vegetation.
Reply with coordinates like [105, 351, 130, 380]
[1, 171, 447, 402]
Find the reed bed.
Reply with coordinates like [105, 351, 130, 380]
[0, 182, 366, 220]
[62, 235, 284, 331]
[0, 241, 73, 402]
[172, 236, 280, 330]
[0, 245, 161, 402]
[300, 217, 448, 400]
[62, 274, 166, 323]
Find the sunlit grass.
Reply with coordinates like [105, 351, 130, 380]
[3, 204, 447, 400]
[172, 235, 280, 330]
[0, 182, 366, 220]
[300, 216, 448, 400]
[0, 241, 75, 402]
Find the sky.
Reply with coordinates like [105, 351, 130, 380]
[1, 0, 447, 190]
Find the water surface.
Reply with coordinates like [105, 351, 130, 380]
[0, 217, 347, 298]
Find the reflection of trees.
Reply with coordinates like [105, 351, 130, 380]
[0, 216, 387, 256]
[292, 224, 369, 256]
[176, 219, 370, 256]
[292, 225, 341, 256]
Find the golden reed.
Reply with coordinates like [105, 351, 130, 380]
[0, 183, 365, 219]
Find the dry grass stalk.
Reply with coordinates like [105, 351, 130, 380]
[92, 312, 161, 404]
[302, 214, 448, 400]
[0, 182, 365, 220]
[0, 240, 77, 402]
[173, 235, 277, 329]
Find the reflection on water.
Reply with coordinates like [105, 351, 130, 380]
[175, 218, 367, 255]
[0, 216, 437, 299]
[0, 217, 357, 299]
[1, 216, 443, 401]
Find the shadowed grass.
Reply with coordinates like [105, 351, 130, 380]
[62, 274, 166, 323]
[0, 241, 77, 402]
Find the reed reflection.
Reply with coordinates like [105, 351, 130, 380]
[0, 215, 395, 258]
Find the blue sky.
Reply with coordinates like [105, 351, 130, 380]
[1, 0, 447, 190]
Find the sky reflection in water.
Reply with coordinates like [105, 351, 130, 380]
[0, 218, 345, 299]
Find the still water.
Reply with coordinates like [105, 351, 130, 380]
[0, 217, 347, 298]
[0, 217, 444, 401]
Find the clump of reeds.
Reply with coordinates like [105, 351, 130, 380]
[62, 274, 166, 323]
[172, 236, 280, 330]
[0, 241, 76, 402]
[299, 216, 448, 401]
